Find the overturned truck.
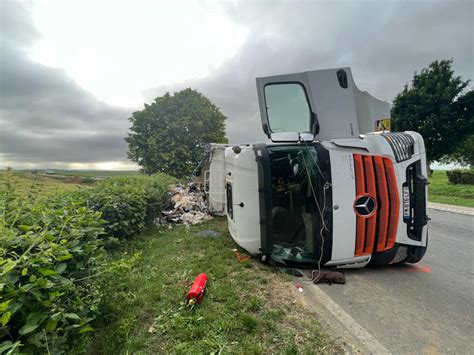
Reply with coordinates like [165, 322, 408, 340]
[205, 68, 429, 268]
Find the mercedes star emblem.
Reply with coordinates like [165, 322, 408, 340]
[353, 194, 377, 218]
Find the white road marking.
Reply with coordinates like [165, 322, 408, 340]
[427, 203, 474, 216]
[300, 280, 390, 354]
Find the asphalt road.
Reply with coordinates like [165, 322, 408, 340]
[319, 209, 473, 354]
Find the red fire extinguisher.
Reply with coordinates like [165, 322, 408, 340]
[185, 273, 208, 305]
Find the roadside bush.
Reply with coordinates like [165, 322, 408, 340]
[0, 181, 107, 353]
[0, 172, 175, 353]
[446, 169, 474, 185]
[75, 174, 175, 241]
[81, 177, 96, 184]
[78, 182, 147, 241]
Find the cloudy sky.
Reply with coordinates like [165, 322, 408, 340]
[0, 0, 472, 170]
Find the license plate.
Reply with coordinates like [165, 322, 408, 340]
[403, 186, 411, 220]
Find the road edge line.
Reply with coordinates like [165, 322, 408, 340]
[427, 202, 474, 216]
[301, 281, 390, 354]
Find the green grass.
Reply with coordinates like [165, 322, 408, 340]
[86, 218, 340, 354]
[429, 170, 474, 207]
[0, 171, 86, 198]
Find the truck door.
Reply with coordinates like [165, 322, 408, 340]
[256, 73, 318, 142]
[256, 68, 390, 141]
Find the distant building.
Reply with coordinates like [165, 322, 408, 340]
[44, 169, 55, 175]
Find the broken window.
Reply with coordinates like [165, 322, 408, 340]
[268, 144, 325, 264]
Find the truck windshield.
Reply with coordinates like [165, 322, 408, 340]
[268, 145, 325, 264]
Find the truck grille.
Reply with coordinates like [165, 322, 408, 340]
[381, 132, 415, 162]
[353, 155, 400, 256]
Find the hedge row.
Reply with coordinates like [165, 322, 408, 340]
[0, 173, 175, 353]
[446, 170, 474, 185]
[73, 174, 175, 243]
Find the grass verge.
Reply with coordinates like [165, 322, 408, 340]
[86, 218, 340, 354]
[429, 171, 474, 207]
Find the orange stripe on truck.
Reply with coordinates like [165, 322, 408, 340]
[363, 156, 377, 255]
[373, 156, 389, 251]
[383, 157, 400, 250]
[353, 155, 367, 256]
[353, 155, 400, 256]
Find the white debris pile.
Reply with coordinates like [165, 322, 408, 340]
[159, 183, 213, 226]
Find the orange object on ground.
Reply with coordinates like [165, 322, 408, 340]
[185, 273, 208, 305]
[235, 251, 251, 263]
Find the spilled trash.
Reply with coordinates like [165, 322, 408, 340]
[159, 183, 213, 226]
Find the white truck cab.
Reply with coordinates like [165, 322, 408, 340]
[207, 68, 429, 268]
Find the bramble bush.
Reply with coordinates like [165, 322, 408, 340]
[0, 177, 106, 353]
[0, 173, 174, 353]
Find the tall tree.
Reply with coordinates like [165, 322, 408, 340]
[391, 59, 472, 165]
[443, 90, 474, 166]
[125, 88, 227, 177]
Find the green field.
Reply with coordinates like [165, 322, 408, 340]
[13, 169, 140, 178]
[47, 169, 140, 178]
[87, 218, 339, 354]
[429, 170, 474, 207]
[0, 170, 86, 198]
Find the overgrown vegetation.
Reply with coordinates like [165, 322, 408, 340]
[446, 169, 474, 185]
[87, 218, 339, 354]
[0, 172, 83, 199]
[429, 170, 474, 207]
[1, 171, 338, 353]
[73, 174, 175, 243]
[0, 171, 175, 353]
[0, 174, 107, 353]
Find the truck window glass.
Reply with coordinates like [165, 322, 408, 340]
[264, 83, 310, 133]
[269, 145, 324, 263]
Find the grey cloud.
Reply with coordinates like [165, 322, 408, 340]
[0, 1, 40, 49]
[0, 1, 134, 168]
[146, 0, 473, 144]
[0, 130, 127, 163]
[1, 0, 472, 167]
